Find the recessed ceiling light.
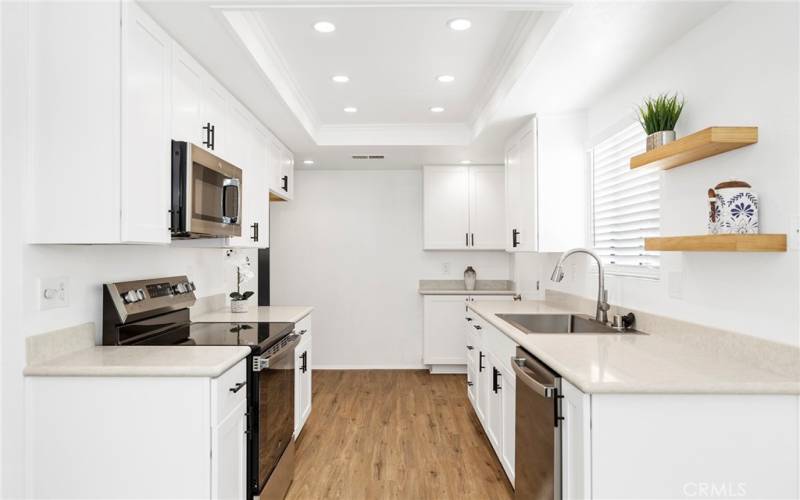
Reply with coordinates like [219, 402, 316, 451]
[447, 18, 471, 31]
[313, 21, 336, 33]
[303, 160, 315, 165]
[437, 75, 455, 83]
[344, 106, 358, 113]
[460, 160, 472, 164]
[430, 106, 445, 113]
[331, 75, 350, 83]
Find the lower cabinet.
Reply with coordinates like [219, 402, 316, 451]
[424, 294, 513, 369]
[294, 315, 313, 438]
[26, 358, 248, 499]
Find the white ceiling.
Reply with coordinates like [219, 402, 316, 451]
[251, 8, 529, 125]
[141, 1, 724, 170]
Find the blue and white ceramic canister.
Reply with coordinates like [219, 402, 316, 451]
[708, 180, 759, 234]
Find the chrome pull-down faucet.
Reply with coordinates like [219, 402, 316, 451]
[550, 248, 610, 324]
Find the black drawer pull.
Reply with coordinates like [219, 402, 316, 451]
[229, 381, 246, 393]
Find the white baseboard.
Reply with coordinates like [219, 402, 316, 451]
[314, 364, 427, 370]
[428, 364, 467, 374]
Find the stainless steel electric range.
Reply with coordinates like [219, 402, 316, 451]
[102, 276, 297, 500]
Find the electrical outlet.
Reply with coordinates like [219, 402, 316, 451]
[39, 276, 69, 310]
[668, 272, 683, 300]
[442, 262, 451, 275]
[791, 215, 800, 250]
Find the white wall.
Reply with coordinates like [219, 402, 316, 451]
[516, 2, 800, 347]
[0, 5, 255, 497]
[270, 169, 511, 368]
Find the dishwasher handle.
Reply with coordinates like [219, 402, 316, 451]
[511, 356, 557, 398]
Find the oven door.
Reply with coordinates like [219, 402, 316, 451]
[172, 141, 242, 238]
[251, 334, 300, 495]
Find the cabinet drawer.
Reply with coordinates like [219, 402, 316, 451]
[212, 358, 247, 423]
[484, 322, 518, 376]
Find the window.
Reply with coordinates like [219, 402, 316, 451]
[591, 123, 660, 274]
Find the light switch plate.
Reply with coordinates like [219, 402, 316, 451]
[441, 262, 451, 275]
[39, 276, 69, 310]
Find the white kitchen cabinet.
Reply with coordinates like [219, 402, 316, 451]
[423, 165, 505, 250]
[505, 113, 587, 252]
[486, 352, 504, 454]
[171, 45, 205, 146]
[500, 366, 516, 483]
[424, 295, 513, 370]
[120, 1, 173, 244]
[561, 378, 590, 500]
[268, 139, 294, 201]
[26, 358, 248, 499]
[294, 315, 313, 438]
[28, 1, 172, 244]
[227, 103, 269, 249]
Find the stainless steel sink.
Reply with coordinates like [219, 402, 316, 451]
[497, 313, 641, 334]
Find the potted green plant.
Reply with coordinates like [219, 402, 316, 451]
[637, 92, 685, 151]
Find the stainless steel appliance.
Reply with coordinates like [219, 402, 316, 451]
[511, 347, 563, 500]
[171, 141, 242, 239]
[103, 276, 297, 499]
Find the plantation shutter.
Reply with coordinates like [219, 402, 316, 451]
[592, 123, 660, 270]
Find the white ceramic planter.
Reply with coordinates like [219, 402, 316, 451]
[230, 299, 249, 313]
[646, 130, 676, 151]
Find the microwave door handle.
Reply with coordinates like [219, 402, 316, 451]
[222, 178, 240, 224]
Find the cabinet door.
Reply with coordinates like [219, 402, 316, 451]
[294, 334, 312, 438]
[279, 146, 295, 200]
[120, 1, 172, 243]
[171, 46, 205, 145]
[300, 339, 312, 430]
[500, 367, 516, 484]
[211, 399, 247, 500]
[423, 166, 470, 249]
[468, 165, 505, 250]
[486, 355, 503, 454]
[423, 295, 471, 365]
[504, 140, 522, 252]
[517, 125, 539, 252]
[267, 138, 283, 195]
[226, 103, 262, 248]
[202, 79, 229, 158]
[562, 378, 590, 500]
[476, 343, 490, 425]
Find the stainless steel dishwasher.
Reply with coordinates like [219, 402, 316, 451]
[511, 347, 563, 500]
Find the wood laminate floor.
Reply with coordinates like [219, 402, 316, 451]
[285, 370, 514, 500]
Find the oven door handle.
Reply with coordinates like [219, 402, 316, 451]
[221, 177, 240, 224]
[511, 356, 557, 398]
[252, 334, 300, 371]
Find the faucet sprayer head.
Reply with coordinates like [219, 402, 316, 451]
[550, 264, 565, 282]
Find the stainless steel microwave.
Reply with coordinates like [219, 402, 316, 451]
[171, 141, 242, 239]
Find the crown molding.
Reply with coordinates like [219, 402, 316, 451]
[469, 8, 565, 139]
[212, 1, 571, 10]
[222, 10, 322, 139]
[316, 123, 471, 146]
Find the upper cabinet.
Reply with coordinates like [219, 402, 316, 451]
[505, 113, 587, 253]
[26, 1, 294, 245]
[423, 165, 505, 250]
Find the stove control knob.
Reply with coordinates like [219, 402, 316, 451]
[187, 281, 196, 292]
[174, 283, 187, 294]
[136, 289, 146, 301]
[123, 290, 139, 304]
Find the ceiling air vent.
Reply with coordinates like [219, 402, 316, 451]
[351, 155, 385, 160]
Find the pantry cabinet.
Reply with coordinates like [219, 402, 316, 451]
[423, 295, 513, 370]
[505, 113, 587, 252]
[294, 315, 313, 438]
[423, 165, 505, 250]
[24, 1, 295, 245]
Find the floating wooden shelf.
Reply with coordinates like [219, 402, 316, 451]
[630, 126, 758, 170]
[645, 234, 787, 252]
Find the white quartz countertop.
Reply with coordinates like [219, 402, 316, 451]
[24, 345, 250, 378]
[468, 300, 800, 395]
[192, 305, 313, 324]
[419, 289, 516, 295]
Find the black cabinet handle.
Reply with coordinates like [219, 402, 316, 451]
[473, 324, 482, 330]
[300, 351, 308, 373]
[229, 381, 246, 393]
[471, 233, 474, 246]
[281, 175, 288, 192]
[478, 351, 484, 372]
[466, 345, 474, 350]
[465, 232, 469, 247]
[512, 228, 520, 248]
[465, 317, 473, 322]
[250, 222, 259, 242]
[492, 367, 501, 393]
[467, 381, 474, 387]
[203, 122, 216, 150]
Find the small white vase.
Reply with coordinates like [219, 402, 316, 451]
[464, 266, 477, 291]
[231, 299, 249, 313]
